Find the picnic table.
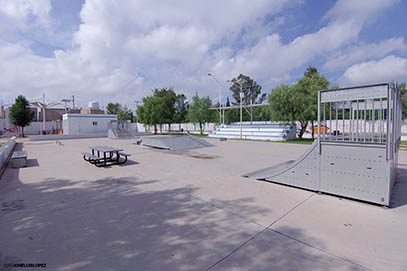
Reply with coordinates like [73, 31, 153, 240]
[82, 145, 131, 167]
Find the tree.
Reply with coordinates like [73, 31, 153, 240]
[173, 94, 188, 130]
[136, 88, 180, 133]
[117, 105, 133, 121]
[269, 84, 296, 124]
[292, 69, 330, 139]
[269, 67, 331, 139]
[229, 74, 266, 105]
[9, 95, 35, 137]
[137, 95, 163, 134]
[106, 102, 121, 115]
[399, 83, 406, 119]
[187, 94, 213, 135]
[152, 88, 177, 132]
[304, 66, 318, 78]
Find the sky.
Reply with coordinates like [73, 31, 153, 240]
[0, 0, 406, 110]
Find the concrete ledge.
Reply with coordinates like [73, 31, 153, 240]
[0, 136, 16, 179]
[29, 133, 107, 141]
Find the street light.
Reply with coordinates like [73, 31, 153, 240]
[208, 73, 223, 125]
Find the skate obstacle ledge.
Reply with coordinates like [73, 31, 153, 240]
[245, 83, 402, 206]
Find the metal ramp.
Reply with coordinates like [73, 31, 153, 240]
[142, 135, 214, 151]
[244, 83, 402, 206]
[244, 140, 319, 190]
[108, 120, 151, 139]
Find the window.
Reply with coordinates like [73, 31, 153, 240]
[92, 121, 98, 126]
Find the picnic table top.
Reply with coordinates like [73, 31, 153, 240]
[12, 151, 27, 159]
[89, 146, 123, 152]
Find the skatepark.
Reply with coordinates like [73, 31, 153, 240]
[0, 84, 406, 270]
[0, 135, 406, 270]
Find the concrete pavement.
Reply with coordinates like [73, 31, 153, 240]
[0, 137, 406, 270]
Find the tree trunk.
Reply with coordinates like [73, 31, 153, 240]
[298, 121, 308, 139]
[168, 123, 171, 133]
[21, 126, 24, 137]
[199, 121, 203, 135]
[154, 124, 157, 134]
[160, 124, 162, 134]
[311, 120, 315, 140]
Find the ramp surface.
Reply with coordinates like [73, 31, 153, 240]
[244, 140, 319, 190]
[142, 135, 214, 151]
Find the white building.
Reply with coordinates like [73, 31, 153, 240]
[63, 114, 117, 135]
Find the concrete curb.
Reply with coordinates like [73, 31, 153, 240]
[29, 133, 107, 141]
[0, 136, 16, 180]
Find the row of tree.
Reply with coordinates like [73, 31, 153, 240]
[136, 88, 216, 134]
[7, 67, 406, 137]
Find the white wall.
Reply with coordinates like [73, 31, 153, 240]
[63, 114, 117, 135]
[145, 122, 216, 133]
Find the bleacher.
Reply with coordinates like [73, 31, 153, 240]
[209, 123, 296, 141]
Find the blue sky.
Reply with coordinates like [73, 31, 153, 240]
[0, 0, 406, 109]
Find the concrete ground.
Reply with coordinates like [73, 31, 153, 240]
[0, 137, 406, 271]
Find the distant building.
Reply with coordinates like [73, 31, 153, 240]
[0, 106, 5, 119]
[62, 114, 117, 135]
[80, 108, 105, 115]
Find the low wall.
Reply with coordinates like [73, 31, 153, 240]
[29, 133, 107, 141]
[0, 136, 16, 179]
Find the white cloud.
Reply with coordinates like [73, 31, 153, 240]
[0, 0, 51, 31]
[0, 0, 403, 108]
[340, 55, 407, 85]
[324, 38, 407, 70]
[324, 0, 400, 23]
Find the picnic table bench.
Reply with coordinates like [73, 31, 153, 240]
[11, 151, 27, 168]
[82, 146, 131, 167]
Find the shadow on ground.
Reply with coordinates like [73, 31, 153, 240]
[0, 160, 362, 270]
[390, 167, 407, 208]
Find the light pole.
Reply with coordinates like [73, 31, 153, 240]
[208, 73, 223, 125]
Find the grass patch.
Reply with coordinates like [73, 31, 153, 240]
[274, 138, 315, 145]
[152, 133, 208, 138]
[0, 142, 3, 147]
[230, 138, 315, 144]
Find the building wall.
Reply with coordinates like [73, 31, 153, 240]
[63, 114, 117, 135]
[80, 109, 105, 115]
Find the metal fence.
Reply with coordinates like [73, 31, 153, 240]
[318, 83, 402, 157]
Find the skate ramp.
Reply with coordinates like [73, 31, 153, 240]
[243, 140, 319, 190]
[142, 135, 214, 151]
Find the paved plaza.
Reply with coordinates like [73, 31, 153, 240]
[0, 137, 406, 270]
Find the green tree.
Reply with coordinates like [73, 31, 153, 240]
[187, 94, 213, 135]
[269, 84, 297, 124]
[137, 96, 163, 133]
[173, 93, 188, 130]
[9, 95, 35, 137]
[304, 66, 318, 78]
[106, 102, 121, 115]
[229, 74, 266, 105]
[292, 68, 330, 139]
[269, 67, 331, 139]
[136, 88, 180, 133]
[399, 83, 406, 119]
[152, 88, 177, 132]
[118, 105, 133, 121]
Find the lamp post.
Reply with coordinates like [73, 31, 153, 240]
[208, 73, 223, 125]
